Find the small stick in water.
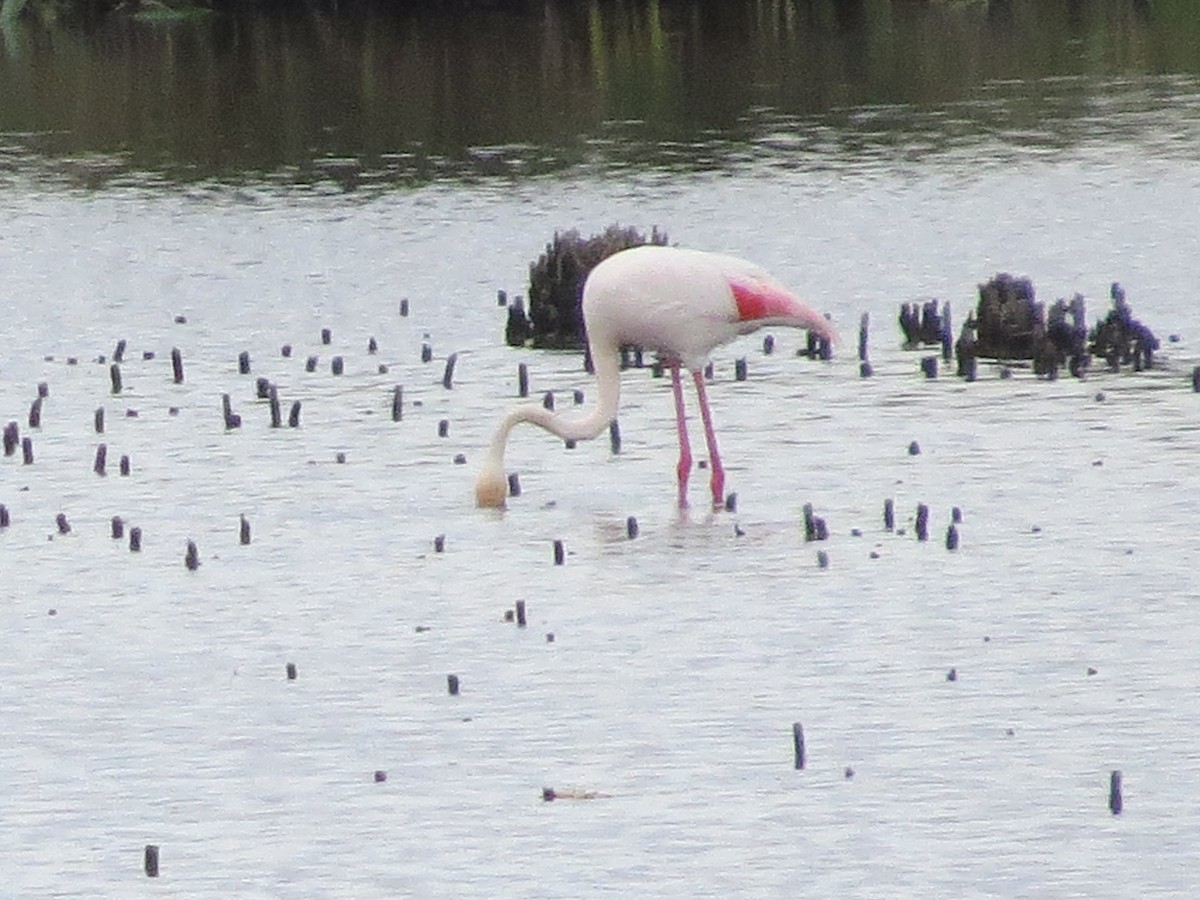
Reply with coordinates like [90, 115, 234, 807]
[144, 845, 159, 878]
[391, 386, 403, 422]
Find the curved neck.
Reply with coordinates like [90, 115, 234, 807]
[485, 341, 621, 468]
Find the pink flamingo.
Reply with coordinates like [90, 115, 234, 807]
[475, 245, 837, 509]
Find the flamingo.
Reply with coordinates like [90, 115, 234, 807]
[475, 245, 837, 509]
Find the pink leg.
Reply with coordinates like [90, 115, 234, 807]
[692, 370, 725, 509]
[670, 363, 692, 508]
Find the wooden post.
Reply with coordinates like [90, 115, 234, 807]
[113, 339, 126, 363]
[143, 844, 159, 878]
[110, 363, 122, 394]
[222, 394, 241, 429]
[916, 503, 929, 541]
[858, 312, 869, 361]
[286, 662, 297, 680]
[288, 401, 301, 428]
[940, 301, 953, 362]
[921, 356, 938, 379]
[400, 298, 409, 316]
[112, 516, 124, 539]
[28, 396, 42, 429]
[553, 539, 564, 565]
[1109, 770, 1123, 814]
[515, 600, 527, 627]
[433, 534, 445, 553]
[367, 337, 378, 354]
[437, 419, 449, 438]
[542, 391, 554, 411]
[421, 343, 432, 363]
[56, 513, 71, 535]
[884, 498, 894, 531]
[626, 516, 639, 539]
[269, 387, 281, 428]
[447, 674, 460, 695]
[0, 504, 8, 528]
[94, 443, 107, 476]
[442, 352, 458, 389]
[130, 526, 142, 552]
[119, 455, 130, 476]
[792, 722, 806, 770]
[609, 419, 621, 454]
[735, 358, 748, 381]
[507, 473, 521, 497]
[331, 356, 344, 375]
[946, 523, 959, 550]
[94, 407, 105, 434]
[238, 351, 250, 374]
[762, 334, 775, 355]
[185, 540, 200, 570]
[171, 347, 184, 384]
[518, 363, 529, 398]
[321, 327, 332, 345]
[305, 356, 318, 373]
[391, 386, 403, 422]
[22, 436, 33, 465]
[240, 515, 251, 545]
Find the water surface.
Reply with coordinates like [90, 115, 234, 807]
[2, 2, 1200, 896]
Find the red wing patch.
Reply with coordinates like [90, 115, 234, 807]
[729, 277, 801, 322]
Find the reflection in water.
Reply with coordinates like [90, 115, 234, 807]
[0, 0, 1199, 189]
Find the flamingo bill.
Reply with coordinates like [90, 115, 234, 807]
[728, 277, 806, 323]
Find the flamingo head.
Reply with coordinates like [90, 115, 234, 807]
[474, 458, 508, 508]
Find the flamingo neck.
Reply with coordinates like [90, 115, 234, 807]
[484, 340, 621, 470]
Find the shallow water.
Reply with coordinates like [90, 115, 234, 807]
[4, 4, 1200, 897]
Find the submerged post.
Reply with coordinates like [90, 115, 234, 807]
[792, 722, 806, 770]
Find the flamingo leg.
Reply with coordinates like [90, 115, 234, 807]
[692, 370, 725, 509]
[670, 362, 692, 508]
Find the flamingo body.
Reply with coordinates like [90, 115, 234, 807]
[475, 245, 836, 509]
[582, 246, 826, 371]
